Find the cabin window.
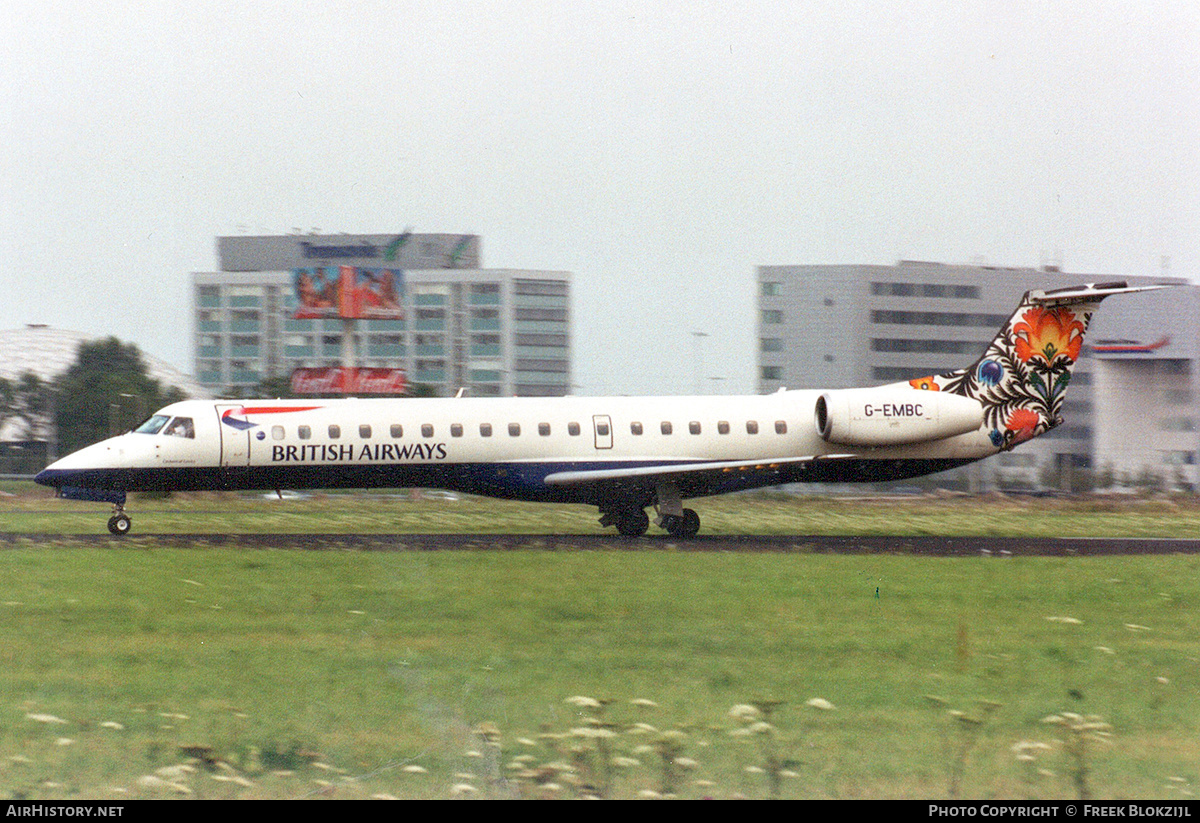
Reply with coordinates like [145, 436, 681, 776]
[421, 424, 434, 438]
[359, 424, 372, 439]
[596, 422, 610, 436]
[451, 423, 464, 437]
[299, 425, 312, 440]
[661, 421, 673, 435]
[746, 421, 759, 435]
[480, 423, 493, 437]
[689, 421, 701, 435]
[508, 423, 521, 437]
[272, 425, 285, 440]
[775, 420, 788, 434]
[164, 417, 195, 439]
[135, 414, 170, 435]
[718, 421, 730, 435]
[631, 422, 643, 435]
[538, 422, 551, 436]
[568, 422, 581, 436]
[328, 425, 341, 439]
[390, 424, 403, 438]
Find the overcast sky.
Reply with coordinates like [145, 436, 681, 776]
[2, 0, 1196, 395]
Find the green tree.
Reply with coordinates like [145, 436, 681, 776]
[53, 338, 188, 455]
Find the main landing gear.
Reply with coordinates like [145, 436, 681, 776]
[599, 506, 702, 538]
[599, 482, 702, 539]
[600, 507, 651, 537]
[107, 504, 132, 536]
[658, 508, 701, 539]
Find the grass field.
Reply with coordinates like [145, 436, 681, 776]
[2, 485, 1199, 799]
[7, 481, 1200, 538]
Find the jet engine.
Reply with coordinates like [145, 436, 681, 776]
[815, 387, 983, 447]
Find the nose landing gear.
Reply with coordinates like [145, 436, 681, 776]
[107, 505, 132, 536]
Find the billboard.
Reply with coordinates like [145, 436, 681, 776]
[293, 266, 404, 320]
[218, 232, 480, 272]
[291, 367, 407, 395]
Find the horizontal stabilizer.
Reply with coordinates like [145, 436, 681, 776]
[1030, 282, 1168, 305]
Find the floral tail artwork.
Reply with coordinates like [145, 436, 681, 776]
[905, 283, 1158, 453]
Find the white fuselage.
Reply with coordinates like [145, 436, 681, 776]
[37, 391, 998, 507]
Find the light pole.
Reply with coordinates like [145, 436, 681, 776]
[691, 331, 709, 394]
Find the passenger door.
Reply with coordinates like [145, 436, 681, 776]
[215, 404, 252, 467]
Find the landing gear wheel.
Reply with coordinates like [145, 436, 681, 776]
[663, 508, 701, 539]
[615, 508, 650, 537]
[107, 513, 131, 536]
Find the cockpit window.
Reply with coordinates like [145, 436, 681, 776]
[163, 417, 195, 439]
[134, 414, 170, 435]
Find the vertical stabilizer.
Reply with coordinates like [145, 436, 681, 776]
[906, 282, 1164, 450]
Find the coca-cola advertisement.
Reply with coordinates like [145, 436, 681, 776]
[291, 367, 407, 395]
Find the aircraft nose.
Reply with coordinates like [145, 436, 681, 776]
[34, 457, 78, 488]
[33, 439, 122, 488]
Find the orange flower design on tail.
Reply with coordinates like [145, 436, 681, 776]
[1004, 408, 1041, 446]
[1012, 306, 1085, 367]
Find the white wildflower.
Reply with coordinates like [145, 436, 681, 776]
[155, 764, 195, 780]
[806, 697, 836, 711]
[729, 704, 761, 722]
[211, 774, 255, 788]
[25, 713, 68, 725]
[565, 695, 601, 709]
[572, 726, 617, 739]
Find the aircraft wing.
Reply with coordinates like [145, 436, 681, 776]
[543, 454, 854, 497]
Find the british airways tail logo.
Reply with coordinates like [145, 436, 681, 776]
[220, 406, 321, 431]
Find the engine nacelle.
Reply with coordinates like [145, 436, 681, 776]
[815, 387, 983, 447]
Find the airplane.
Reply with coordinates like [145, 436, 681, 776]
[35, 282, 1160, 537]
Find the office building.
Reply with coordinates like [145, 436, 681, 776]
[193, 233, 571, 398]
[757, 261, 1185, 489]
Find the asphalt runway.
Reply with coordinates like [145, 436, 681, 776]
[3, 533, 1200, 555]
